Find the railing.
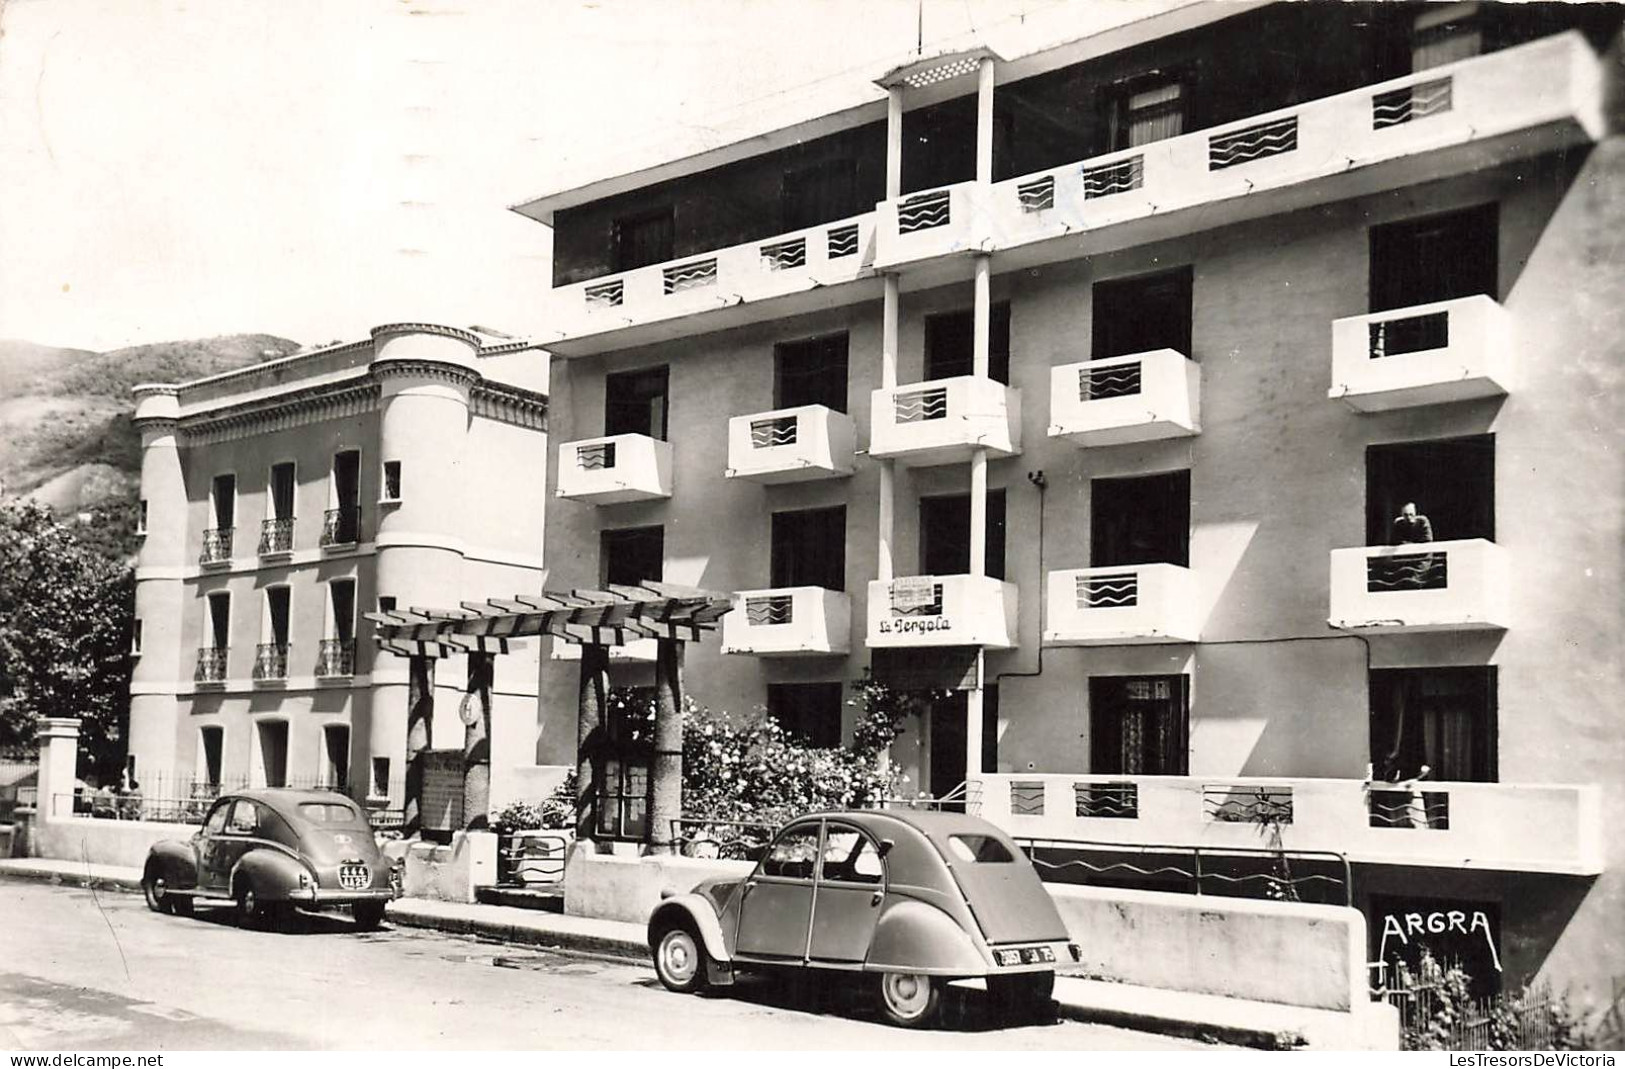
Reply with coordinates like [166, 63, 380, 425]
[893, 386, 949, 423]
[1077, 571, 1138, 608]
[1018, 835, 1353, 907]
[1367, 551, 1448, 592]
[316, 638, 356, 678]
[252, 643, 289, 681]
[1330, 295, 1511, 410]
[194, 647, 228, 683]
[748, 414, 798, 449]
[1078, 360, 1143, 400]
[321, 506, 362, 547]
[555, 435, 674, 504]
[258, 517, 294, 555]
[759, 237, 806, 271]
[722, 586, 851, 657]
[1207, 115, 1299, 170]
[584, 279, 624, 308]
[826, 224, 860, 258]
[671, 816, 779, 860]
[1204, 784, 1296, 825]
[574, 441, 617, 469]
[1368, 789, 1451, 830]
[662, 257, 718, 294]
[1017, 175, 1055, 212]
[199, 527, 233, 564]
[743, 594, 794, 626]
[1074, 781, 1139, 819]
[896, 189, 952, 233]
[1081, 155, 1144, 198]
[1369, 310, 1450, 359]
[870, 780, 983, 815]
[1371, 77, 1453, 129]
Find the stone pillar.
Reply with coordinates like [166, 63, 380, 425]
[460, 652, 494, 829]
[648, 639, 684, 855]
[37, 717, 81, 820]
[575, 643, 608, 845]
[129, 386, 185, 781]
[403, 655, 435, 836]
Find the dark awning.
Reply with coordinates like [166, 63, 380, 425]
[869, 647, 981, 691]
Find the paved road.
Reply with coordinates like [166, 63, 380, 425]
[0, 880, 1218, 1050]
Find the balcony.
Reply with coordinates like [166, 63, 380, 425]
[1044, 564, 1201, 645]
[970, 774, 1602, 876]
[199, 528, 233, 566]
[873, 182, 994, 272]
[542, 213, 878, 356]
[554, 435, 673, 505]
[315, 638, 356, 679]
[725, 405, 856, 484]
[721, 587, 851, 657]
[1048, 350, 1200, 447]
[1330, 295, 1511, 411]
[866, 574, 1018, 649]
[252, 643, 289, 682]
[1329, 539, 1508, 632]
[869, 377, 1021, 467]
[194, 647, 228, 685]
[321, 506, 362, 548]
[980, 33, 1601, 274]
[258, 517, 294, 557]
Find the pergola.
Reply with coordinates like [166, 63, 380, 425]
[367, 582, 732, 852]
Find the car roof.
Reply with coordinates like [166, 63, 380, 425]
[225, 788, 361, 818]
[791, 808, 1010, 839]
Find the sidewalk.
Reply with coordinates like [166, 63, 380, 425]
[0, 858, 1389, 1049]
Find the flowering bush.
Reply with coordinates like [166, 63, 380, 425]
[492, 769, 577, 832]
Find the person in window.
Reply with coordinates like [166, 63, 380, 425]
[1390, 502, 1434, 545]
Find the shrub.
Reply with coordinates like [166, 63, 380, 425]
[492, 769, 577, 832]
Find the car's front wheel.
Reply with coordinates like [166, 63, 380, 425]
[876, 971, 942, 1028]
[352, 901, 387, 931]
[652, 921, 709, 994]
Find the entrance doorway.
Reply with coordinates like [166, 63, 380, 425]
[927, 688, 998, 803]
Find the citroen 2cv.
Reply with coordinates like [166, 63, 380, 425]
[647, 809, 1079, 1027]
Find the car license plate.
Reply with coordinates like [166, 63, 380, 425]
[339, 863, 369, 890]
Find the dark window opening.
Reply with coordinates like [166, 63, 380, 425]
[382, 461, 402, 501]
[132, 618, 143, 654]
[329, 579, 356, 644]
[1370, 203, 1498, 313]
[269, 463, 295, 520]
[1093, 266, 1194, 360]
[597, 687, 655, 841]
[267, 586, 291, 647]
[781, 159, 860, 233]
[774, 333, 849, 412]
[257, 720, 289, 789]
[900, 95, 978, 195]
[770, 506, 845, 591]
[199, 727, 224, 788]
[605, 366, 670, 440]
[370, 757, 391, 799]
[1412, 2, 1486, 71]
[1099, 72, 1187, 152]
[766, 682, 844, 748]
[332, 451, 360, 509]
[206, 592, 231, 649]
[322, 724, 351, 792]
[1092, 470, 1190, 568]
[211, 473, 236, 530]
[378, 596, 397, 614]
[601, 526, 664, 588]
[613, 207, 674, 273]
[1369, 667, 1496, 783]
[1365, 435, 1494, 545]
[927, 688, 999, 801]
[1090, 675, 1190, 776]
[924, 302, 1011, 385]
[1370, 894, 1502, 999]
[920, 490, 1006, 580]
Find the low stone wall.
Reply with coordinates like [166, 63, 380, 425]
[32, 814, 195, 870]
[1050, 883, 1368, 1012]
[563, 846, 752, 925]
[389, 831, 498, 903]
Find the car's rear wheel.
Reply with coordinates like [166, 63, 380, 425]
[234, 880, 265, 929]
[352, 900, 387, 931]
[652, 921, 708, 994]
[987, 971, 1056, 1024]
[876, 971, 942, 1028]
[141, 866, 172, 914]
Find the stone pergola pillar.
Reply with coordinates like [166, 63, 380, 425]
[403, 654, 434, 837]
[575, 643, 609, 845]
[37, 717, 81, 819]
[649, 637, 684, 855]
[461, 651, 494, 829]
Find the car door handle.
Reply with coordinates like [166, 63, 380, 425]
[741, 881, 755, 899]
[870, 890, 883, 907]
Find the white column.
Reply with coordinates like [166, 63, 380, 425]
[976, 57, 995, 185]
[129, 386, 185, 782]
[878, 272, 900, 583]
[964, 660, 985, 778]
[37, 718, 81, 819]
[886, 87, 904, 199]
[965, 55, 998, 783]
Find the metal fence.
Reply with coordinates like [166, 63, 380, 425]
[1016, 835, 1353, 907]
[1374, 966, 1590, 1051]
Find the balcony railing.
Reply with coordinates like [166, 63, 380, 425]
[199, 528, 233, 565]
[320, 506, 362, 547]
[867, 574, 1018, 649]
[1329, 294, 1511, 411]
[258, 517, 294, 556]
[194, 647, 228, 684]
[725, 405, 856, 483]
[1329, 538, 1508, 632]
[554, 434, 673, 504]
[1048, 350, 1201, 447]
[873, 181, 992, 270]
[971, 773, 1602, 875]
[869, 376, 1021, 467]
[315, 638, 356, 678]
[721, 586, 851, 657]
[252, 643, 289, 681]
[1044, 563, 1201, 645]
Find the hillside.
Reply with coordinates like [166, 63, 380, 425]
[0, 334, 301, 515]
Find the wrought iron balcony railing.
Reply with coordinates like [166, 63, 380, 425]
[194, 647, 228, 683]
[316, 638, 356, 678]
[258, 517, 294, 555]
[320, 506, 362, 547]
[199, 528, 234, 565]
[252, 643, 289, 680]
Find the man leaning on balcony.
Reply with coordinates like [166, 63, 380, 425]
[1391, 502, 1434, 544]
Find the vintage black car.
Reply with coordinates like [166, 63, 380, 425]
[141, 789, 398, 929]
[648, 809, 1079, 1027]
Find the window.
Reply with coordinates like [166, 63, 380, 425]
[919, 491, 1006, 580]
[766, 682, 844, 748]
[924, 303, 1011, 385]
[300, 801, 365, 825]
[226, 799, 260, 835]
[604, 366, 670, 440]
[382, 461, 402, 501]
[370, 757, 391, 799]
[947, 835, 1015, 864]
[198, 726, 224, 788]
[781, 159, 860, 233]
[203, 799, 231, 836]
[1365, 435, 1494, 545]
[600, 526, 664, 587]
[137, 499, 148, 534]
[328, 579, 356, 644]
[1092, 470, 1190, 568]
[205, 591, 231, 649]
[770, 506, 845, 591]
[264, 587, 290, 648]
[760, 824, 821, 880]
[269, 462, 295, 521]
[596, 687, 654, 841]
[210, 473, 236, 532]
[255, 721, 289, 789]
[321, 724, 351, 791]
[131, 619, 143, 655]
[1089, 676, 1190, 776]
[1369, 667, 1496, 783]
[1100, 73, 1186, 152]
[326, 450, 362, 544]
[613, 207, 674, 272]
[1411, 2, 1484, 71]
[378, 596, 397, 614]
[1369, 204, 1497, 314]
[774, 333, 849, 412]
[821, 825, 883, 884]
[1092, 266, 1194, 361]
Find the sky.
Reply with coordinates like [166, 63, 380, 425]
[0, 0, 1128, 353]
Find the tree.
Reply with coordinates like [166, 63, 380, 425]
[0, 498, 133, 781]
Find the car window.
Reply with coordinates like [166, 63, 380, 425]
[299, 802, 365, 825]
[947, 834, 1014, 864]
[259, 807, 302, 849]
[820, 826, 883, 885]
[202, 800, 232, 836]
[225, 800, 259, 836]
[758, 824, 820, 880]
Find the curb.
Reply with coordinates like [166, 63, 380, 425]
[1053, 1002, 1299, 1051]
[385, 905, 648, 961]
[0, 865, 142, 893]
